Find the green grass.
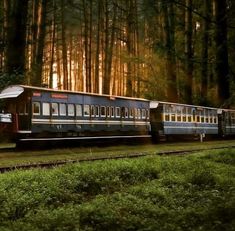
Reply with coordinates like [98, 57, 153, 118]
[0, 139, 234, 167]
[0, 148, 235, 230]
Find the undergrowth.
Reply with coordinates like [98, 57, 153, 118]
[0, 148, 234, 231]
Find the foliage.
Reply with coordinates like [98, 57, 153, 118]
[0, 0, 234, 103]
[0, 73, 25, 91]
[0, 149, 235, 230]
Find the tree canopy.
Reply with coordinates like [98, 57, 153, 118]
[0, 0, 234, 107]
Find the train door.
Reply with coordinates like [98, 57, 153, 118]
[218, 110, 226, 136]
[150, 104, 164, 139]
[16, 94, 31, 131]
[228, 112, 233, 134]
[192, 108, 197, 133]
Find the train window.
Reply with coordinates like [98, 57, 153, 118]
[196, 110, 200, 123]
[187, 108, 192, 115]
[142, 109, 146, 119]
[164, 105, 170, 113]
[208, 111, 212, 123]
[176, 106, 181, 114]
[52, 103, 59, 116]
[107, 106, 111, 117]
[201, 116, 205, 123]
[165, 114, 170, 121]
[95, 105, 100, 117]
[171, 114, 176, 121]
[116, 107, 120, 118]
[125, 108, 129, 118]
[146, 109, 149, 119]
[111, 107, 114, 118]
[188, 115, 192, 122]
[177, 107, 181, 121]
[91, 105, 95, 117]
[59, 103, 66, 116]
[121, 107, 125, 118]
[171, 105, 176, 113]
[214, 117, 217, 124]
[18, 104, 27, 115]
[33, 102, 40, 115]
[192, 109, 196, 122]
[196, 115, 200, 122]
[129, 108, 134, 118]
[42, 103, 50, 116]
[68, 104, 75, 116]
[137, 109, 141, 119]
[134, 108, 138, 118]
[177, 114, 181, 122]
[101, 106, 106, 117]
[182, 107, 186, 122]
[84, 105, 90, 116]
[177, 115, 181, 122]
[76, 104, 82, 117]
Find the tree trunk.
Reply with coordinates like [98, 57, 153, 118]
[5, 0, 29, 77]
[163, 1, 178, 102]
[49, 1, 56, 88]
[215, 0, 229, 105]
[103, 0, 116, 95]
[94, 0, 102, 93]
[61, 0, 68, 90]
[31, 0, 47, 86]
[200, 0, 210, 103]
[184, 0, 193, 104]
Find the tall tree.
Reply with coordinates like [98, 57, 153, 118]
[31, 0, 47, 86]
[200, 0, 211, 103]
[61, 0, 69, 90]
[103, 0, 117, 95]
[163, 0, 178, 102]
[184, 0, 193, 104]
[5, 0, 29, 76]
[214, 0, 230, 105]
[94, 0, 103, 93]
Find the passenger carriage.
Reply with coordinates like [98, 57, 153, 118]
[218, 109, 235, 136]
[150, 101, 219, 140]
[0, 85, 151, 143]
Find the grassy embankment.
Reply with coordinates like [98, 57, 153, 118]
[0, 148, 235, 231]
[0, 139, 235, 167]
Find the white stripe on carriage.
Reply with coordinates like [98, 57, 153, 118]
[31, 118, 150, 126]
[19, 135, 152, 142]
[225, 126, 235, 129]
[164, 126, 218, 130]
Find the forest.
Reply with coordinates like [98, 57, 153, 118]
[0, 0, 234, 107]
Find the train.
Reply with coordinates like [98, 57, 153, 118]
[0, 85, 234, 146]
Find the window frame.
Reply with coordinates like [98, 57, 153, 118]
[76, 104, 83, 117]
[59, 103, 67, 116]
[32, 102, 41, 116]
[84, 105, 90, 117]
[51, 103, 59, 116]
[42, 102, 50, 116]
[115, 107, 120, 118]
[100, 106, 106, 118]
[68, 104, 75, 117]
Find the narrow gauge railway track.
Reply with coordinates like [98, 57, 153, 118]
[0, 147, 16, 153]
[0, 145, 234, 173]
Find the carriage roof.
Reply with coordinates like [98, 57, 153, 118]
[0, 85, 149, 102]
